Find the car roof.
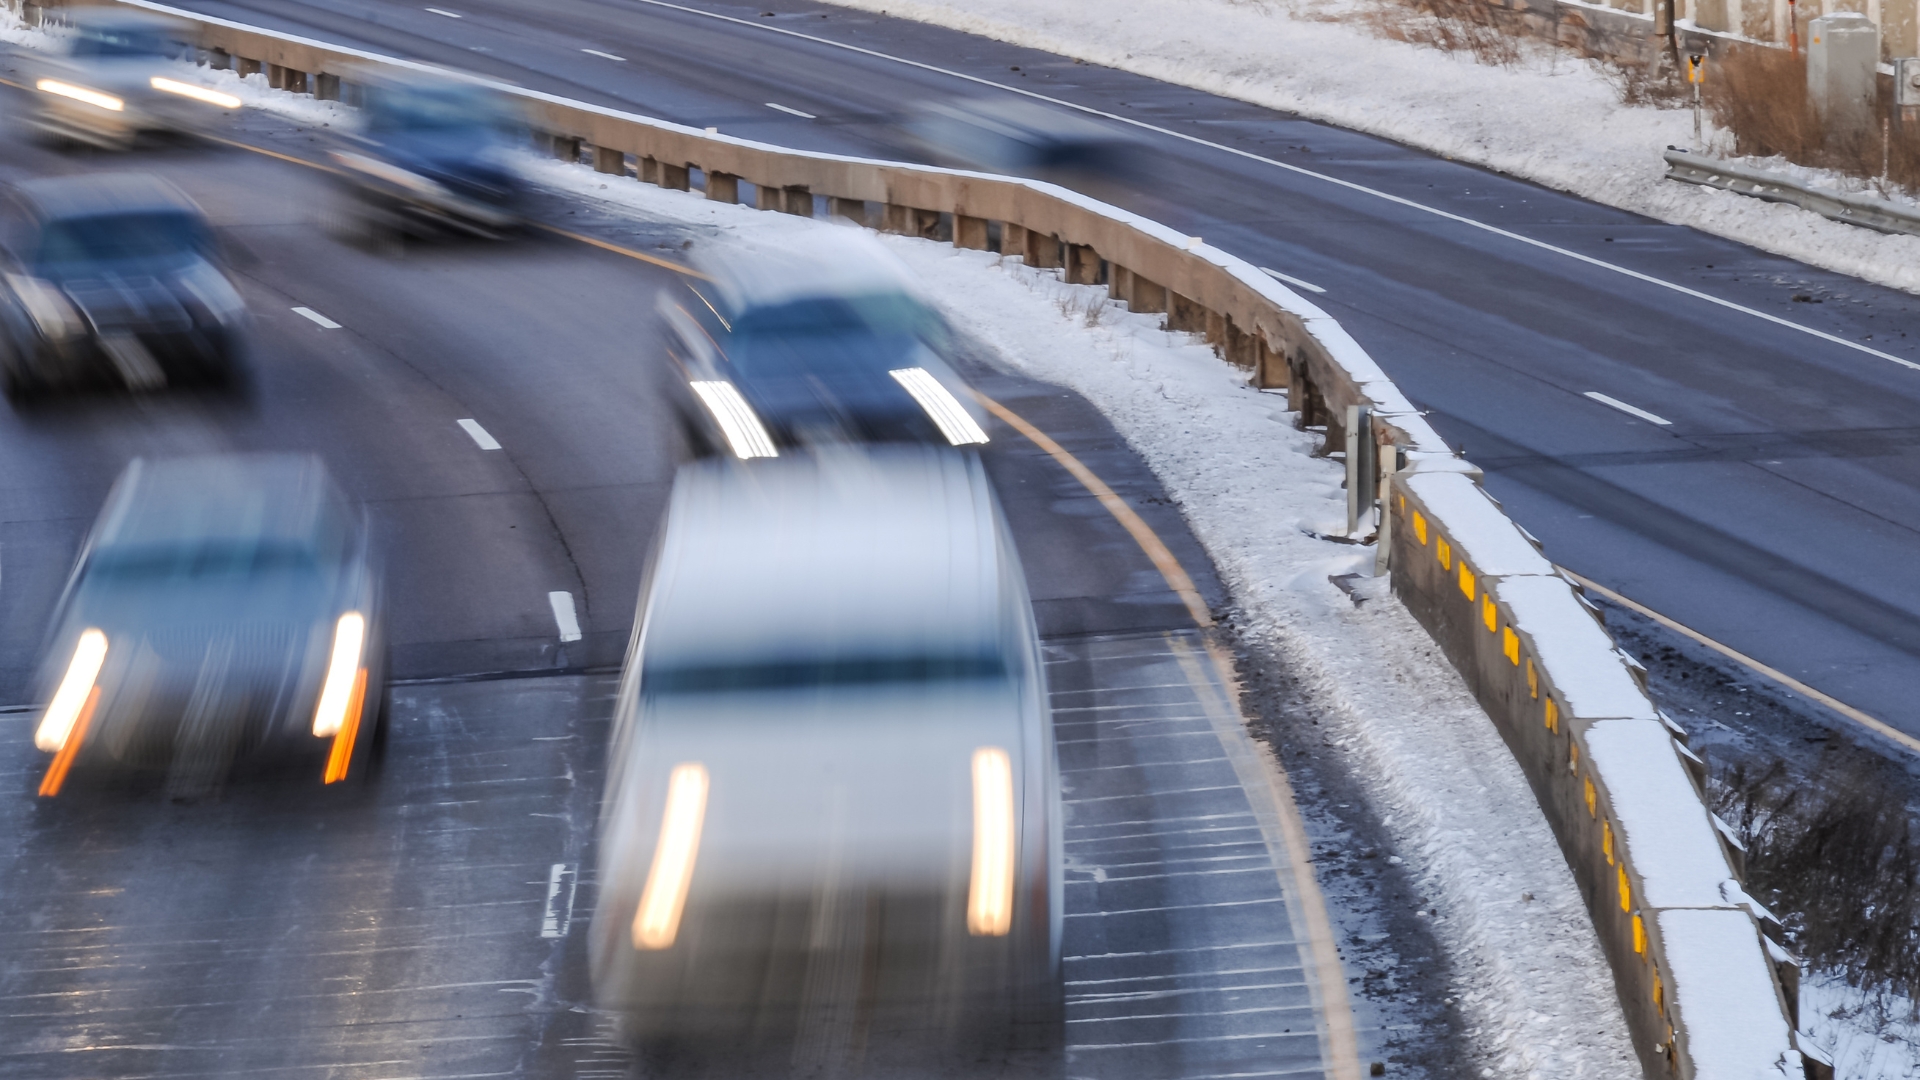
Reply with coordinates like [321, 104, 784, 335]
[93, 454, 348, 553]
[693, 229, 927, 314]
[62, 9, 187, 33]
[14, 173, 201, 224]
[644, 448, 1015, 668]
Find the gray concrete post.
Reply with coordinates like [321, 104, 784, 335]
[830, 197, 865, 224]
[1108, 264, 1133, 302]
[782, 187, 813, 217]
[552, 136, 581, 163]
[706, 171, 739, 203]
[1167, 293, 1206, 333]
[1065, 244, 1099, 285]
[1129, 274, 1167, 314]
[236, 57, 262, 78]
[1809, 13, 1880, 141]
[594, 147, 625, 175]
[315, 72, 340, 101]
[658, 163, 690, 191]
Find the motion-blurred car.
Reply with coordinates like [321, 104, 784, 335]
[31, 454, 386, 797]
[328, 69, 528, 243]
[904, 97, 1139, 183]
[19, 9, 242, 149]
[0, 173, 249, 400]
[591, 449, 1062, 1077]
[661, 231, 989, 457]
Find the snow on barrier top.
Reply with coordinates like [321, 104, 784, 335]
[41, 1, 1811, 1074]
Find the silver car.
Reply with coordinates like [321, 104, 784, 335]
[591, 449, 1062, 1077]
[31, 454, 386, 797]
[20, 9, 240, 149]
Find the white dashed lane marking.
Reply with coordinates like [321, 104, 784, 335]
[291, 306, 340, 329]
[457, 419, 502, 450]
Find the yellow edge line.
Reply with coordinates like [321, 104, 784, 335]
[536, 224, 707, 278]
[980, 390, 1360, 1080]
[974, 391, 1212, 628]
[1560, 567, 1920, 757]
[1170, 635, 1365, 1080]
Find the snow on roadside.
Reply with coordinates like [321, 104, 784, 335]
[1801, 974, 1920, 1080]
[524, 155, 1641, 1079]
[814, 0, 1920, 294]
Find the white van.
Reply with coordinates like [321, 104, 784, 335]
[591, 448, 1062, 1077]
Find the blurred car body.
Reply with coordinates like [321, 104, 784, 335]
[0, 173, 249, 400]
[328, 70, 528, 242]
[592, 450, 1062, 1077]
[31, 455, 386, 796]
[905, 97, 1138, 183]
[661, 232, 989, 458]
[19, 9, 240, 149]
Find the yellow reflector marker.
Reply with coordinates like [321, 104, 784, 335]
[313, 612, 366, 737]
[1435, 537, 1451, 571]
[1584, 776, 1597, 816]
[36, 628, 109, 752]
[689, 380, 778, 459]
[1480, 593, 1496, 631]
[38, 687, 100, 797]
[1568, 740, 1579, 771]
[1526, 658, 1538, 698]
[890, 367, 989, 445]
[1618, 863, 1632, 911]
[1632, 912, 1646, 953]
[968, 746, 1016, 936]
[1458, 563, 1476, 601]
[1603, 821, 1615, 866]
[150, 76, 242, 110]
[1544, 697, 1559, 733]
[633, 762, 710, 950]
[1502, 626, 1520, 665]
[322, 669, 368, 784]
[1652, 974, 1664, 1012]
[36, 79, 123, 111]
[1411, 510, 1427, 545]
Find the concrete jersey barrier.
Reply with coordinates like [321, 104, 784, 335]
[11, 1, 1815, 1074]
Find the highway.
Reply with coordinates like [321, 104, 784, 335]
[134, 0, 1920, 740]
[0, 96, 1420, 1075]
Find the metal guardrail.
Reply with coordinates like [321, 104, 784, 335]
[8, 2, 1815, 1075]
[1665, 147, 1920, 238]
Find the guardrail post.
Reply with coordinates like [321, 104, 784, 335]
[1223, 322, 1255, 371]
[782, 186, 813, 216]
[1255, 337, 1286, 389]
[1204, 310, 1226, 350]
[756, 183, 785, 211]
[830, 197, 865, 223]
[955, 214, 989, 250]
[236, 57, 262, 78]
[208, 47, 230, 70]
[315, 72, 340, 100]
[706, 171, 739, 203]
[882, 204, 910, 233]
[658, 163, 690, 192]
[1130, 274, 1167, 314]
[551, 136, 581, 163]
[1027, 229, 1063, 270]
[1168, 293, 1206, 333]
[594, 147, 626, 176]
[911, 208, 942, 239]
[1065, 244, 1099, 285]
[1108, 264, 1133, 303]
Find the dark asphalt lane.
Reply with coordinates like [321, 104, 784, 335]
[142, 0, 1920, 736]
[0, 103, 1404, 1076]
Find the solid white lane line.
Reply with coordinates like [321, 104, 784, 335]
[425, 6, 461, 16]
[1258, 267, 1325, 294]
[628, 0, 1920, 375]
[548, 590, 583, 642]
[1583, 391, 1673, 426]
[582, 48, 627, 61]
[457, 418, 501, 450]
[541, 863, 577, 938]
[764, 101, 816, 119]
[291, 306, 340, 329]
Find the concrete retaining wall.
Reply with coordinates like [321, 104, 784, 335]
[11, 1, 1816, 1074]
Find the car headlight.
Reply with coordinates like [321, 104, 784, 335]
[330, 151, 450, 200]
[36, 629, 108, 753]
[6, 274, 84, 342]
[632, 762, 710, 950]
[150, 76, 242, 110]
[968, 746, 1016, 936]
[891, 367, 989, 446]
[36, 79, 123, 112]
[312, 612, 367, 738]
[688, 380, 779, 459]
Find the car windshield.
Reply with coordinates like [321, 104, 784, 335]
[727, 293, 940, 378]
[86, 541, 323, 583]
[34, 211, 206, 266]
[69, 27, 175, 59]
[643, 652, 1006, 695]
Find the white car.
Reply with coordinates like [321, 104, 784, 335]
[591, 448, 1062, 1077]
[21, 10, 240, 149]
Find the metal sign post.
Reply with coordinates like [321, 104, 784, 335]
[1688, 53, 1707, 148]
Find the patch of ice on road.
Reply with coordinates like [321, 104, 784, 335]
[525, 154, 1640, 1079]
[812, 0, 1920, 295]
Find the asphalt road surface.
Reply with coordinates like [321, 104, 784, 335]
[0, 102, 1401, 1076]
[136, 0, 1920, 741]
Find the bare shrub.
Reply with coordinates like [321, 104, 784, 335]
[1363, 0, 1521, 68]
[1599, 57, 1692, 109]
[1704, 42, 1920, 192]
[1713, 746, 1920, 1008]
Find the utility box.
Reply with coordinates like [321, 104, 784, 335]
[1808, 13, 1880, 141]
[1899, 57, 1920, 107]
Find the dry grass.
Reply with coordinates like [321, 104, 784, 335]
[1706, 41, 1920, 194]
[1363, 0, 1522, 68]
[1713, 746, 1920, 1009]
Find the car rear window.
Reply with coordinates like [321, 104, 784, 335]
[643, 652, 1007, 695]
